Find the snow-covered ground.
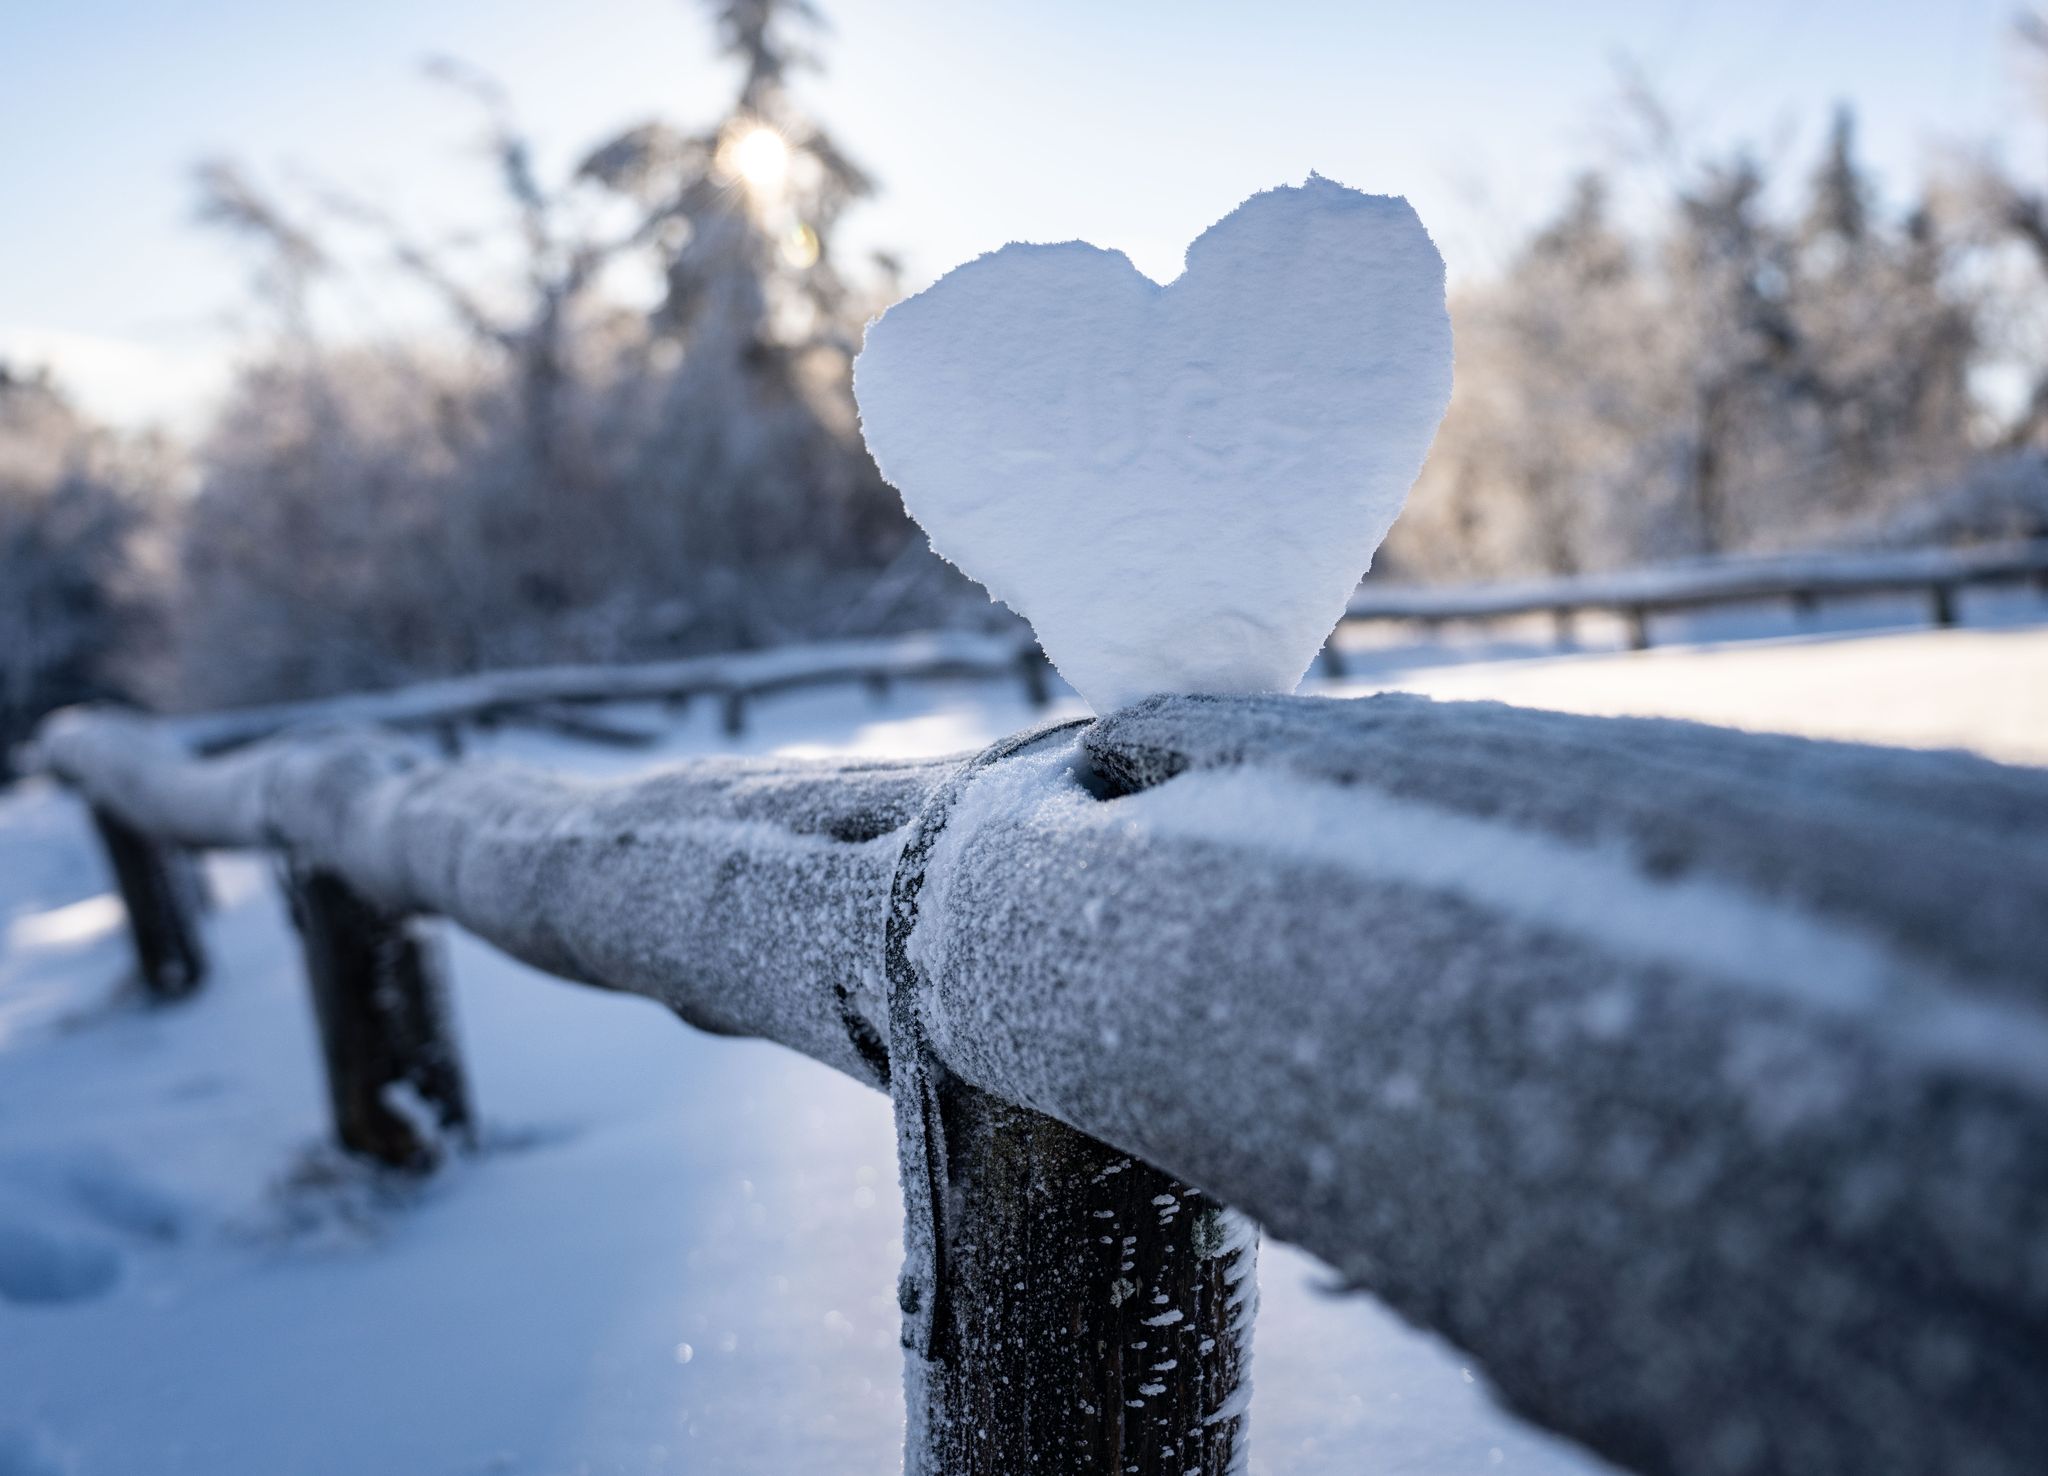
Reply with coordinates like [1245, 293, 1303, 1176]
[1355, 625, 2048, 766]
[3, 599, 2042, 1476]
[1335, 582, 2048, 765]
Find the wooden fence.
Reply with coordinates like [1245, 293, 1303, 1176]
[1329, 538, 2048, 665]
[42, 539, 2035, 773]
[164, 629, 1051, 755]
[23, 685, 2048, 1476]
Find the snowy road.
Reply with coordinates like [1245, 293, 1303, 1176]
[3, 612, 2042, 1476]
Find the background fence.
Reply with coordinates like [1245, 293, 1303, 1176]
[1332, 538, 2048, 663]
[40, 538, 2038, 778]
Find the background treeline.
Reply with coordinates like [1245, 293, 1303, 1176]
[1384, 78, 2048, 580]
[7, 1, 2048, 762]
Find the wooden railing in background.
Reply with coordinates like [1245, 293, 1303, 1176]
[166, 629, 1053, 755]
[1328, 538, 2048, 667]
[29, 540, 2039, 779]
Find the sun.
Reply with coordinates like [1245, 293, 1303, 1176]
[720, 123, 791, 200]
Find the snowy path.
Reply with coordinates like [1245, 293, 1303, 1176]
[4, 613, 2042, 1476]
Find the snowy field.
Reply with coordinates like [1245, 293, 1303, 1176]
[1334, 583, 2048, 766]
[2, 597, 2043, 1476]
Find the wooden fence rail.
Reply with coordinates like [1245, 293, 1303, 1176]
[54, 540, 2038, 779]
[164, 629, 1050, 755]
[24, 690, 2048, 1476]
[1332, 537, 2048, 663]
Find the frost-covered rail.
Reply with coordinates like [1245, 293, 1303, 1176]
[1339, 537, 2048, 653]
[27, 693, 2048, 1476]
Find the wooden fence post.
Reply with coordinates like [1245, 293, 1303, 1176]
[285, 867, 472, 1172]
[89, 806, 207, 1001]
[907, 1082, 1257, 1475]
[174, 846, 215, 914]
[1017, 647, 1053, 708]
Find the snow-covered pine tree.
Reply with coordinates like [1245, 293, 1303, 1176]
[577, 0, 901, 577]
[1785, 108, 1976, 537]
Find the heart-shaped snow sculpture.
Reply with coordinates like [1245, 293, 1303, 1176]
[854, 174, 1453, 714]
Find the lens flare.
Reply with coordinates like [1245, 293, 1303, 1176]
[721, 124, 791, 199]
[781, 222, 820, 269]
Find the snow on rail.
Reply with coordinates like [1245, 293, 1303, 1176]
[28, 692, 2048, 1476]
[1345, 537, 2048, 622]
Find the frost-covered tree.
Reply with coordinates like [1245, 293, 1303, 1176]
[1655, 153, 1809, 554]
[0, 366, 172, 768]
[1390, 176, 1675, 579]
[173, 0, 924, 708]
[1933, 11, 2048, 452]
[1391, 102, 1980, 580]
[1784, 110, 1977, 534]
[575, 0, 901, 568]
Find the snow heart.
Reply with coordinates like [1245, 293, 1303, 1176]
[853, 175, 1453, 714]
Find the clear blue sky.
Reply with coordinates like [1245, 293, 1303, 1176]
[0, 0, 2032, 428]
